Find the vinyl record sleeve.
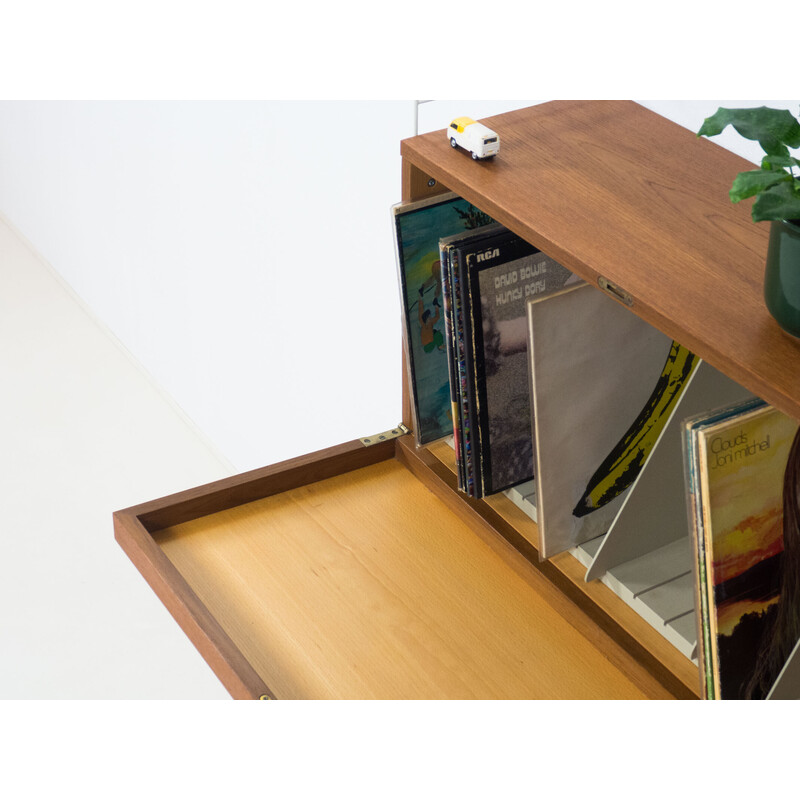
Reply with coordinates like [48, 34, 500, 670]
[451, 226, 517, 496]
[393, 193, 494, 446]
[684, 400, 799, 699]
[528, 283, 684, 559]
[462, 233, 574, 496]
[438, 236, 463, 489]
[440, 224, 504, 494]
[682, 400, 763, 699]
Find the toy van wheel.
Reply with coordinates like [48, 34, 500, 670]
[471, 151, 478, 160]
[450, 137, 457, 148]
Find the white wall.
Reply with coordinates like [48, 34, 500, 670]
[0, 217, 233, 699]
[0, 101, 408, 471]
[640, 100, 800, 165]
[0, 100, 540, 471]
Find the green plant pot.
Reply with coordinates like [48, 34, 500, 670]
[764, 219, 800, 338]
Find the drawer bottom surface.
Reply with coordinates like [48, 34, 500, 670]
[154, 457, 652, 699]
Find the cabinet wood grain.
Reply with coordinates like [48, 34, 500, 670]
[401, 100, 800, 422]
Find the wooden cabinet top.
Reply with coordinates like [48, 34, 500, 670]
[401, 100, 800, 421]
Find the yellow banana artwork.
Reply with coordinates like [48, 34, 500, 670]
[572, 341, 698, 518]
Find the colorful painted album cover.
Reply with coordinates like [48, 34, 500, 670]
[685, 400, 800, 699]
[393, 193, 494, 446]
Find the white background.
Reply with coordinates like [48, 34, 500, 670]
[2, 1, 799, 795]
[0, 100, 546, 470]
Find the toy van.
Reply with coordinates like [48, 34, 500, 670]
[447, 117, 500, 160]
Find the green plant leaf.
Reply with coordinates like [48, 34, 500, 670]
[751, 181, 800, 222]
[761, 154, 800, 171]
[698, 106, 800, 156]
[729, 169, 793, 202]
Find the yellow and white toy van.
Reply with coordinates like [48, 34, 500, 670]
[447, 117, 500, 160]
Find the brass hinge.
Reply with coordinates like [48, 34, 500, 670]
[360, 423, 411, 447]
[598, 275, 634, 307]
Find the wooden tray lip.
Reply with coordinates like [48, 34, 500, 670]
[113, 437, 397, 700]
[116, 436, 397, 533]
[114, 433, 697, 700]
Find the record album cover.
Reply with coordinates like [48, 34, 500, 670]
[393, 193, 494, 446]
[439, 223, 504, 493]
[462, 231, 575, 496]
[528, 283, 697, 559]
[685, 400, 800, 699]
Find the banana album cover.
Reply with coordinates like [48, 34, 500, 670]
[392, 193, 494, 446]
[528, 282, 697, 559]
[685, 400, 800, 699]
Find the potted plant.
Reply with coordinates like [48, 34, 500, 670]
[698, 106, 800, 337]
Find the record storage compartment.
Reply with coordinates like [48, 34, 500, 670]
[115, 101, 798, 699]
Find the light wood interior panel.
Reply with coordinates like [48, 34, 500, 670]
[156, 459, 653, 699]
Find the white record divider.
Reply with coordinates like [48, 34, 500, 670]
[528, 284, 800, 699]
[576, 361, 753, 661]
[572, 359, 800, 699]
[766, 636, 800, 699]
[527, 283, 800, 695]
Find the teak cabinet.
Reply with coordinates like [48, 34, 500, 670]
[114, 101, 783, 700]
